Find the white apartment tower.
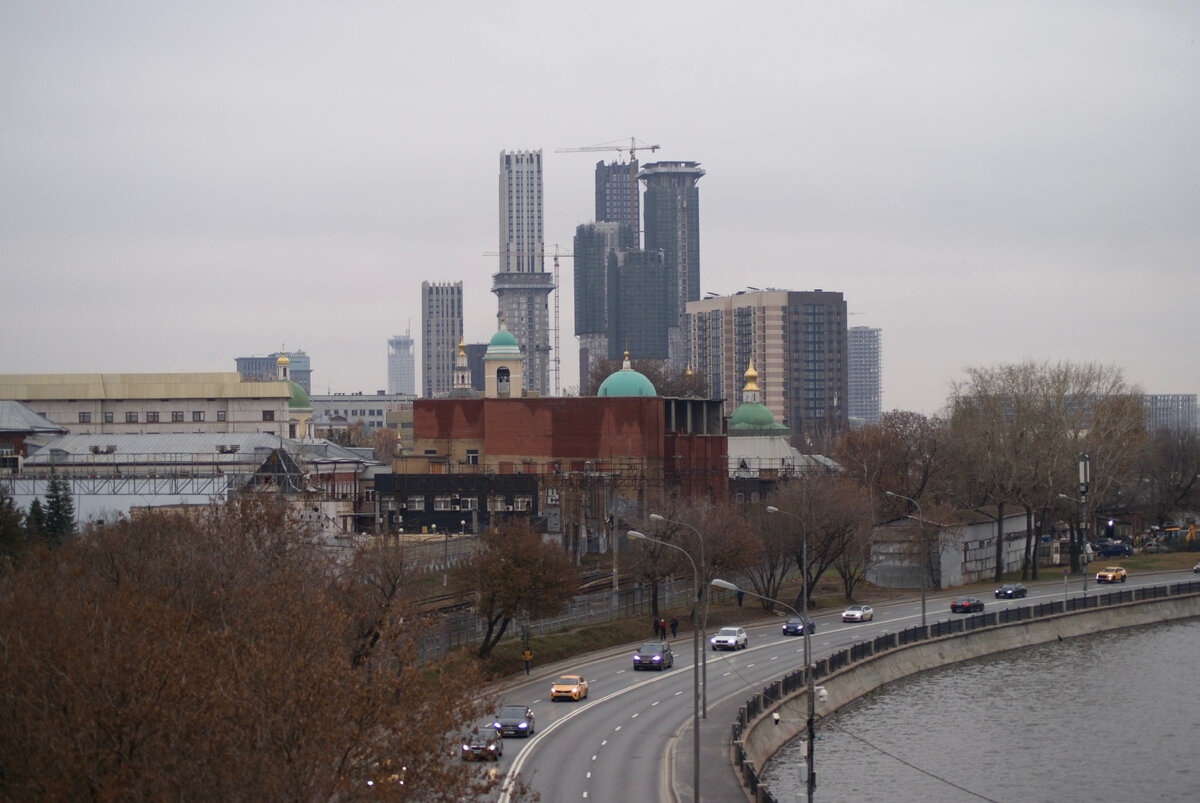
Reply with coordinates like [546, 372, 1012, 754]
[847, 326, 882, 425]
[421, 281, 463, 398]
[493, 150, 553, 396]
[387, 329, 416, 396]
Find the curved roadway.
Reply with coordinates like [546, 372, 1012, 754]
[487, 568, 1197, 802]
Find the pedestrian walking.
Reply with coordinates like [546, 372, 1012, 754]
[669, 617, 678, 638]
[522, 647, 533, 675]
[659, 619, 667, 640]
[653, 618, 662, 638]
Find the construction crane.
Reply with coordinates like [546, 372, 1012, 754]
[482, 246, 573, 396]
[556, 137, 660, 248]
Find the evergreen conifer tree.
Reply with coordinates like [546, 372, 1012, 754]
[26, 498, 46, 541]
[43, 471, 76, 543]
[0, 487, 25, 559]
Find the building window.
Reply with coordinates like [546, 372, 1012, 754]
[192, 411, 205, 422]
[217, 410, 226, 422]
[460, 497, 477, 511]
[146, 411, 160, 423]
[465, 450, 479, 465]
[513, 496, 532, 512]
[78, 412, 91, 423]
[262, 410, 275, 422]
[434, 495, 454, 511]
[406, 496, 425, 511]
[125, 412, 138, 423]
[171, 411, 185, 423]
[104, 412, 114, 423]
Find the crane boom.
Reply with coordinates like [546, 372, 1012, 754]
[556, 137, 660, 248]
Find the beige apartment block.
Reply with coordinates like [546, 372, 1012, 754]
[687, 288, 848, 440]
[0, 373, 291, 437]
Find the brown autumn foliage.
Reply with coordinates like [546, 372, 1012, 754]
[459, 518, 580, 658]
[0, 496, 505, 802]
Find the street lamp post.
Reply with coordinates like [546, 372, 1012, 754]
[712, 577, 818, 802]
[1059, 490, 1090, 595]
[628, 530, 700, 803]
[884, 492, 927, 627]
[649, 513, 708, 718]
[763, 505, 817, 801]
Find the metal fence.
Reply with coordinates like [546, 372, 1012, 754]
[731, 579, 1200, 803]
[418, 575, 703, 661]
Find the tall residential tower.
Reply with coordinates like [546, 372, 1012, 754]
[847, 326, 882, 425]
[494, 150, 553, 396]
[687, 288, 848, 443]
[641, 161, 704, 370]
[387, 329, 416, 396]
[421, 281, 463, 398]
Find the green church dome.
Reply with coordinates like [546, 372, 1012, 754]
[728, 402, 788, 433]
[288, 381, 310, 409]
[489, 328, 518, 348]
[597, 352, 657, 397]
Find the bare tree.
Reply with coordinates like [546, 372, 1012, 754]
[458, 519, 579, 658]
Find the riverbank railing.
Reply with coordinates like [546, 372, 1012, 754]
[730, 578, 1200, 803]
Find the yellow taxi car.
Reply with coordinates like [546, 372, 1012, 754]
[1095, 566, 1128, 583]
[549, 674, 589, 702]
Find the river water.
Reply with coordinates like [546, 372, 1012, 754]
[761, 618, 1200, 803]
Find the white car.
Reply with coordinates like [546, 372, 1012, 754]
[841, 604, 874, 622]
[709, 626, 748, 651]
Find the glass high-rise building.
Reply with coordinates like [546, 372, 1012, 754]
[421, 281, 463, 398]
[595, 160, 639, 249]
[493, 150, 553, 396]
[640, 161, 704, 370]
[387, 329, 416, 396]
[848, 326, 882, 425]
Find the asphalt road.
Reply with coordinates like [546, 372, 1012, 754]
[489, 568, 1198, 802]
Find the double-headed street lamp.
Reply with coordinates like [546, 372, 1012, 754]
[884, 491, 927, 627]
[649, 512, 708, 718]
[627, 529, 700, 803]
[712, 577, 818, 801]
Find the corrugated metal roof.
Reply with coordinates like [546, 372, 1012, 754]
[0, 401, 69, 434]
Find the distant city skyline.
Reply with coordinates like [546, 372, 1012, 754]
[3, 3, 1196, 413]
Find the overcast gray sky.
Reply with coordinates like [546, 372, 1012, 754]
[3, 1, 1197, 414]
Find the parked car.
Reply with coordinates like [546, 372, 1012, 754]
[1193, 561, 1200, 573]
[1095, 566, 1128, 583]
[1141, 542, 1167, 554]
[841, 604, 874, 622]
[782, 616, 816, 636]
[632, 641, 674, 671]
[1099, 543, 1133, 557]
[549, 674, 589, 701]
[461, 729, 503, 761]
[492, 704, 536, 737]
[994, 583, 1028, 599]
[709, 626, 748, 651]
[951, 597, 984, 613]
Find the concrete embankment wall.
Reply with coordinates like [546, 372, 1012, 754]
[741, 594, 1200, 780]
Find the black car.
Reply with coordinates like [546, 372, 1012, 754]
[994, 583, 1028, 599]
[461, 729, 503, 761]
[1099, 543, 1133, 557]
[781, 616, 816, 636]
[632, 641, 674, 671]
[950, 597, 984, 613]
[492, 704, 536, 738]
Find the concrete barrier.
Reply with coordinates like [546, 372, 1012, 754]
[739, 593, 1200, 800]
